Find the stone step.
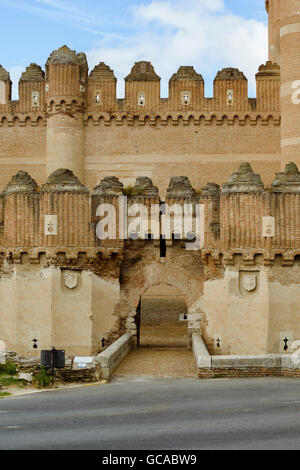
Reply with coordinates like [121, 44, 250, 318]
[112, 348, 197, 379]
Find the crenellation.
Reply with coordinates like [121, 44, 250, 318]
[0, 57, 282, 117]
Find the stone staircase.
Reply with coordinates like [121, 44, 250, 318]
[112, 348, 198, 379]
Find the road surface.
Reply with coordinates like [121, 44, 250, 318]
[0, 377, 299, 450]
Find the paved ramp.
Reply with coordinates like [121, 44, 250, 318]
[112, 348, 197, 379]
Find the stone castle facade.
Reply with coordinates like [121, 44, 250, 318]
[1, 0, 300, 362]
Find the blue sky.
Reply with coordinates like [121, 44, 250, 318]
[0, 0, 268, 98]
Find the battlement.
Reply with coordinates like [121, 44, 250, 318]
[0, 42, 284, 204]
[1, 163, 300, 267]
[0, 45, 281, 116]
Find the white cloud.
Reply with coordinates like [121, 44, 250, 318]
[87, 0, 268, 98]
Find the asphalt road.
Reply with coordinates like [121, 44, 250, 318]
[0, 377, 300, 450]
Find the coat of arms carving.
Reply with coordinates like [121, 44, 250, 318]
[242, 274, 257, 292]
[64, 270, 78, 289]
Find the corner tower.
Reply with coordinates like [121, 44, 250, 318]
[265, 0, 281, 64]
[279, 0, 300, 169]
[45, 46, 88, 180]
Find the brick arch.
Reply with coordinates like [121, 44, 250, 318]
[128, 262, 201, 310]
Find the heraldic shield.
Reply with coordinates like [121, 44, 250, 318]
[239, 272, 259, 294]
[64, 270, 78, 290]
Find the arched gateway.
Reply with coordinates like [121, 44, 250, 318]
[119, 261, 204, 349]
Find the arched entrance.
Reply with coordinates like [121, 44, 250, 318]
[137, 283, 189, 348]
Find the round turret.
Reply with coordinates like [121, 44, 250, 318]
[166, 177, 195, 199]
[2, 171, 38, 195]
[41, 169, 88, 193]
[222, 163, 264, 193]
[93, 176, 124, 197]
[46, 46, 87, 181]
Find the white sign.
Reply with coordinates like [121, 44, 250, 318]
[44, 215, 58, 236]
[74, 357, 93, 364]
[262, 216, 275, 238]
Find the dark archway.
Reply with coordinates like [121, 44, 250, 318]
[137, 284, 189, 348]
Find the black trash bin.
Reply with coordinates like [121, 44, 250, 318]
[41, 348, 65, 369]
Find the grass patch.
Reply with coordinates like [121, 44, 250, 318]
[0, 392, 11, 398]
[0, 375, 27, 387]
[0, 362, 27, 389]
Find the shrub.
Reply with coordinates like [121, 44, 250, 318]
[123, 185, 135, 197]
[33, 367, 53, 388]
[0, 362, 17, 376]
[123, 186, 144, 197]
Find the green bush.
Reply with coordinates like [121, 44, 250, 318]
[123, 185, 135, 197]
[0, 362, 17, 376]
[33, 367, 53, 388]
[123, 186, 144, 197]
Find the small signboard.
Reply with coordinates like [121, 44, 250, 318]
[74, 357, 93, 370]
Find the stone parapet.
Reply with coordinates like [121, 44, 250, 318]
[197, 354, 300, 379]
[96, 333, 134, 379]
[192, 333, 211, 368]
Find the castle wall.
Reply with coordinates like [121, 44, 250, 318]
[2, 15, 300, 364]
[0, 48, 282, 193]
[0, 263, 120, 357]
[91, 275, 120, 354]
[2, 251, 300, 358]
[268, 262, 300, 354]
[203, 267, 270, 355]
[0, 119, 46, 190]
[0, 112, 281, 195]
[15, 263, 52, 356]
[51, 268, 92, 356]
[0, 116, 281, 195]
[0, 263, 52, 356]
[84, 118, 281, 193]
[0, 267, 16, 352]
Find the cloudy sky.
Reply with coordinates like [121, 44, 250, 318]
[0, 0, 268, 99]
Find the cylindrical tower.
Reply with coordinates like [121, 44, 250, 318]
[265, 0, 281, 64]
[279, 0, 300, 168]
[45, 46, 88, 181]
